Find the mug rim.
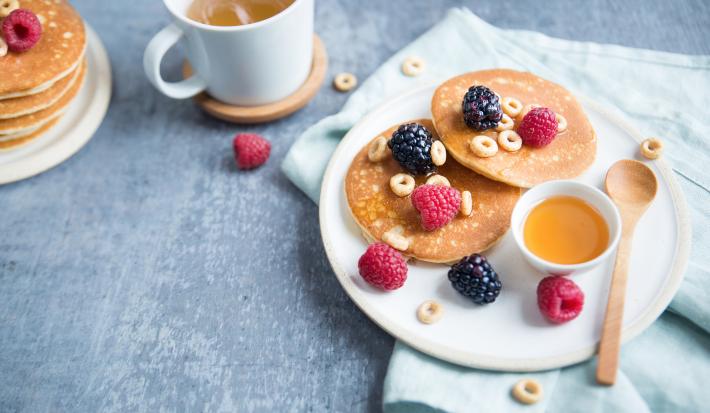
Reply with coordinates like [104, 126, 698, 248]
[511, 180, 622, 273]
[163, 0, 304, 32]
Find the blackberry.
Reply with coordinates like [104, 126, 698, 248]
[462, 85, 503, 131]
[448, 254, 502, 304]
[388, 123, 436, 175]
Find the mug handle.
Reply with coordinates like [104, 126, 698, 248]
[143, 24, 207, 99]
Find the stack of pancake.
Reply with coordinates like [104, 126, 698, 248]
[0, 0, 86, 151]
[345, 69, 597, 263]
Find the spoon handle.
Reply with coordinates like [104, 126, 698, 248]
[596, 231, 633, 385]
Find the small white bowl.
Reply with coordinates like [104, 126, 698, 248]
[511, 180, 622, 276]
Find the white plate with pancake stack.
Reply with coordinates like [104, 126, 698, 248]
[319, 81, 690, 371]
[0, 0, 111, 184]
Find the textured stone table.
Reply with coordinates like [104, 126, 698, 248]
[1, 1, 708, 411]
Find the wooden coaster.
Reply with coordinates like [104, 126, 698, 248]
[183, 35, 327, 124]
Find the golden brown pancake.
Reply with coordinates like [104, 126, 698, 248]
[0, 60, 83, 119]
[0, 0, 86, 99]
[0, 59, 86, 135]
[0, 117, 59, 151]
[345, 119, 521, 263]
[431, 69, 596, 188]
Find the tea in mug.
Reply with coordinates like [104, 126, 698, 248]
[187, 0, 295, 26]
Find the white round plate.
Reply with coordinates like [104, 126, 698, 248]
[0, 25, 112, 185]
[319, 83, 690, 371]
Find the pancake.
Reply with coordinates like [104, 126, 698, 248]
[0, 117, 59, 151]
[0, 0, 86, 99]
[0, 59, 86, 135]
[0, 59, 83, 119]
[431, 69, 596, 188]
[345, 119, 521, 264]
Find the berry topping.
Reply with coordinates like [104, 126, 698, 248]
[1, 9, 42, 53]
[448, 254, 502, 304]
[233, 133, 271, 170]
[388, 123, 436, 175]
[462, 85, 503, 131]
[358, 243, 408, 291]
[411, 184, 461, 231]
[517, 107, 559, 148]
[537, 276, 585, 323]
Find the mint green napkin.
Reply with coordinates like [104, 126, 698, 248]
[282, 8, 710, 412]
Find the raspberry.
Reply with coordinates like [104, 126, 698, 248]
[448, 253, 502, 304]
[357, 243, 407, 290]
[537, 276, 585, 324]
[411, 184, 461, 231]
[462, 85, 503, 131]
[517, 107, 558, 148]
[388, 123, 436, 175]
[233, 133, 270, 170]
[1, 9, 42, 53]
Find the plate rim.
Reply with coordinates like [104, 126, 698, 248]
[0, 24, 112, 185]
[319, 82, 691, 371]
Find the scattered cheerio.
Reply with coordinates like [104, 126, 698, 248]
[430, 140, 446, 166]
[0, 0, 20, 18]
[512, 379, 543, 405]
[368, 135, 388, 162]
[333, 72, 357, 92]
[425, 174, 450, 187]
[401, 56, 425, 77]
[498, 130, 522, 152]
[460, 190, 473, 216]
[640, 137, 663, 160]
[416, 300, 443, 324]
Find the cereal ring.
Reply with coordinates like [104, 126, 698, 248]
[390, 173, 415, 197]
[470, 135, 498, 158]
[368, 135, 388, 162]
[416, 300, 443, 324]
[0, 0, 19, 18]
[640, 138, 663, 160]
[498, 130, 522, 152]
[556, 113, 567, 132]
[512, 379, 543, 405]
[0, 37, 7, 58]
[518, 103, 541, 120]
[401, 56, 425, 77]
[426, 174, 450, 187]
[333, 72, 357, 92]
[382, 227, 409, 251]
[460, 190, 473, 216]
[495, 114, 515, 132]
[501, 97, 523, 117]
[430, 140, 447, 166]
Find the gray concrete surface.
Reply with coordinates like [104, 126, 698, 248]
[1, 0, 708, 411]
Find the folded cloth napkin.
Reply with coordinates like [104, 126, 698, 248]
[282, 8, 710, 412]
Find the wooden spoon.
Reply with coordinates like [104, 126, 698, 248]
[597, 160, 658, 385]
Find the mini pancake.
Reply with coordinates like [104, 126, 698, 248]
[0, 60, 82, 119]
[0, 0, 86, 99]
[0, 59, 86, 135]
[345, 119, 521, 264]
[431, 69, 596, 188]
[0, 117, 59, 151]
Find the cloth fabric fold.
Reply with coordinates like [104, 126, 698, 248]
[282, 8, 709, 412]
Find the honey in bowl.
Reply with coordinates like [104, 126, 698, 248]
[523, 196, 610, 265]
[187, 0, 295, 26]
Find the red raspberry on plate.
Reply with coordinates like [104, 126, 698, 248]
[233, 133, 271, 170]
[2, 9, 42, 53]
[411, 184, 461, 231]
[537, 276, 585, 324]
[518, 107, 558, 148]
[357, 243, 407, 290]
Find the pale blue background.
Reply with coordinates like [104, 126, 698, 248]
[0, 1, 708, 411]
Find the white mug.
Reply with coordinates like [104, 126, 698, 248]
[144, 0, 314, 106]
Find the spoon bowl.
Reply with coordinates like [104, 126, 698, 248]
[605, 160, 658, 207]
